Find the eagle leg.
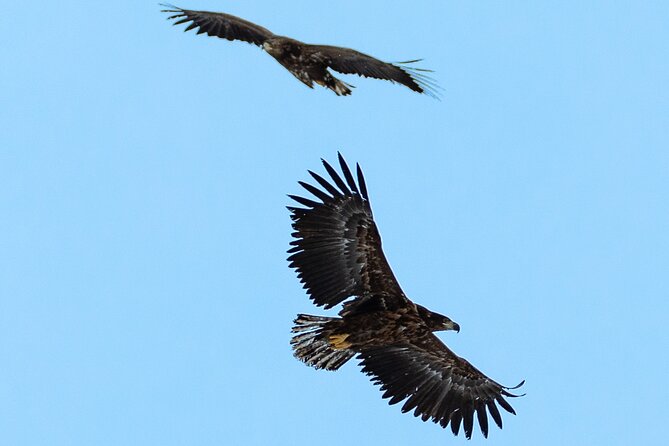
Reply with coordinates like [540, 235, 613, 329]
[328, 333, 353, 349]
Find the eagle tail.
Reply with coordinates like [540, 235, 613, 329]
[332, 78, 353, 96]
[291, 314, 355, 371]
[317, 71, 353, 96]
[326, 76, 354, 96]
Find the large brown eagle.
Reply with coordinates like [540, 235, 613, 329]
[288, 154, 523, 439]
[161, 4, 438, 97]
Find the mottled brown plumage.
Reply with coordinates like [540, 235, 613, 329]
[161, 5, 438, 96]
[289, 154, 523, 439]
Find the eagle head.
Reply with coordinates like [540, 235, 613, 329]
[417, 305, 460, 333]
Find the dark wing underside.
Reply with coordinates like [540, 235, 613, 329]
[288, 153, 407, 310]
[358, 333, 524, 439]
[161, 4, 274, 46]
[307, 45, 440, 97]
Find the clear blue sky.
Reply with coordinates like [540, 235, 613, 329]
[1, 1, 667, 445]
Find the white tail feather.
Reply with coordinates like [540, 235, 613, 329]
[291, 314, 355, 371]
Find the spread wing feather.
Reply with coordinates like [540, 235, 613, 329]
[307, 45, 440, 97]
[288, 153, 407, 310]
[161, 4, 274, 46]
[358, 333, 524, 439]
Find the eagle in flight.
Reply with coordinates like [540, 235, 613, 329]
[161, 5, 438, 97]
[288, 154, 523, 439]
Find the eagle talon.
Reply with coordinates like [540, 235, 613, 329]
[329, 334, 352, 349]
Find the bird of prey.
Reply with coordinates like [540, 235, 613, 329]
[288, 154, 523, 439]
[161, 4, 438, 97]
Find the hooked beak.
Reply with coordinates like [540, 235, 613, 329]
[445, 320, 460, 333]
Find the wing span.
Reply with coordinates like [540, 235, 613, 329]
[288, 153, 406, 309]
[161, 4, 274, 46]
[308, 45, 440, 97]
[358, 333, 524, 439]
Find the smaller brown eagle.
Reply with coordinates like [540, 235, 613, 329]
[161, 4, 438, 96]
[288, 154, 524, 439]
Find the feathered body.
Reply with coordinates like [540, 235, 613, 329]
[288, 154, 523, 439]
[162, 5, 438, 96]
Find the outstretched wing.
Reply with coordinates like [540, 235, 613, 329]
[161, 4, 274, 46]
[288, 153, 407, 310]
[308, 45, 440, 97]
[358, 333, 524, 439]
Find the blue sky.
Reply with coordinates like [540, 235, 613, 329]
[1, 1, 667, 445]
